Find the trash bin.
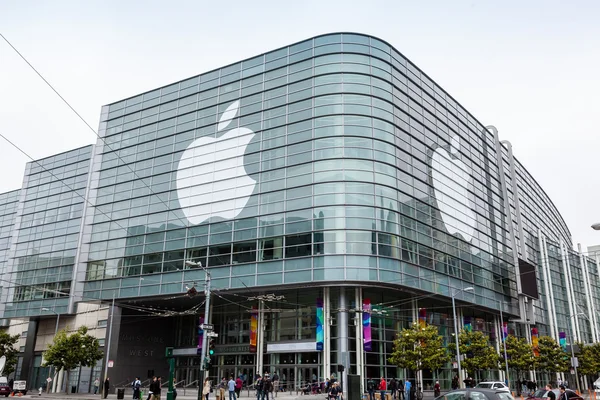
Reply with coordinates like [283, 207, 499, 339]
[71, 386, 77, 393]
[118, 388, 125, 399]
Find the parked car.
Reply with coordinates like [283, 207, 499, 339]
[476, 383, 511, 393]
[529, 389, 582, 400]
[0, 377, 10, 397]
[436, 388, 515, 400]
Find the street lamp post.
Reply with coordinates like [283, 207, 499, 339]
[498, 302, 510, 386]
[451, 287, 474, 389]
[185, 261, 211, 400]
[41, 307, 60, 393]
[567, 312, 586, 394]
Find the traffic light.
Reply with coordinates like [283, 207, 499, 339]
[203, 356, 212, 370]
[208, 339, 215, 356]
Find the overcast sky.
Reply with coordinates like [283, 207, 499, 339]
[1, 0, 599, 250]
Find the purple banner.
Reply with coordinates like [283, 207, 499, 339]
[363, 299, 372, 351]
[197, 316, 204, 355]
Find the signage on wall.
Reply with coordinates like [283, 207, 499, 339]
[431, 135, 477, 242]
[108, 360, 114, 368]
[176, 100, 257, 224]
[316, 298, 324, 351]
[363, 299, 371, 352]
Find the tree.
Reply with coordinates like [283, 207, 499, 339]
[449, 329, 498, 380]
[0, 331, 20, 376]
[499, 335, 536, 380]
[536, 336, 568, 374]
[42, 326, 103, 394]
[389, 322, 450, 378]
[577, 342, 600, 384]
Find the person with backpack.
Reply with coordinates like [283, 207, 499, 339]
[132, 377, 141, 400]
[367, 378, 376, 400]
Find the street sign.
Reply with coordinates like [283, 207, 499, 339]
[108, 360, 114, 368]
[46, 378, 52, 382]
[571, 357, 579, 368]
[206, 332, 219, 337]
[200, 324, 214, 330]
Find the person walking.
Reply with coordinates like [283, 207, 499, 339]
[433, 381, 440, 398]
[152, 377, 162, 400]
[132, 377, 142, 400]
[262, 373, 273, 400]
[219, 378, 227, 400]
[272, 372, 279, 394]
[228, 376, 236, 400]
[202, 378, 211, 400]
[367, 378, 376, 400]
[397, 379, 404, 400]
[93, 379, 100, 395]
[558, 386, 567, 400]
[404, 380, 411, 400]
[389, 378, 397, 400]
[235, 376, 243, 399]
[148, 377, 157, 400]
[451, 376, 458, 391]
[103, 378, 110, 399]
[546, 385, 555, 400]
[255, 374, 264, 400]
[380, 377, 387, 400]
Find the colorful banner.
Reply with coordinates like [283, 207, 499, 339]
[363, 299, 372, 351]
[559, 331, 566, 351]
[463, 316, 472, 332]
[316, 298, 324, 351]
[197, 316, 204, 355]
[503, 322, 508, 342]
[418, 308, 427, 328]
[531, 327, 539, 356]
[250, 306, 258, 353]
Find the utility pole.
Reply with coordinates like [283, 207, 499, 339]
[186, 261, 211, 400]
[499, 303, 509, 385]
[103, 293, 115, 398]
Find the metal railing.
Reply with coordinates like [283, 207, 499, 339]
[183, 380, 199, 396]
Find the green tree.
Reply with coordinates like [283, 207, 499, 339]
[0, 331, 20, 376]
[577, 342, 600, 384]
[449, 329, 499, 380]
[389, 322, 450, 378]
[42, 326, 103, 394]
[499, 335, 536, 380]
[536, 336, 568, 374]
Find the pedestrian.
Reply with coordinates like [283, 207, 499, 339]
[389, 378, 397, 400]
[235, 376, 243, 398]
[367, 378, 376, 400]
[104, 378, 110, 399]
[404, 380, 411, 400]
[172, 380, 178, 400]
[132, 377, 141, 400]
[228, 376, 236, 400]
[272, 372, 279, 393]
[409, 382, 415, 400]
[219, 377, 227, 400]
[433, 381, 440, 398]
[255, 374, 264, 400]
[203, 378, 211, 400]
[152, 377, 162, 400]
[451, 376, 458, 391]
[263, 373, 272, 400]
[380, 377, 387, 400]
[397, 379, 404, 400]
[558, 386, 567, 400]
[546, 385, 555, 400]
[94, 378, 100, 395]
[148, 377, 157, 400]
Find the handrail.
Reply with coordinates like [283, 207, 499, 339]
[185, 380, 199, 388]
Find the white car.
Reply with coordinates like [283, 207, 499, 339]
[475, 382, 510, 393]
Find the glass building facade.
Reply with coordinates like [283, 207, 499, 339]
[0, 33, 598, 391]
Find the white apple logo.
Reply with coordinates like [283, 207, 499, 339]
[176, 100, 256, 224]
[431, 135, 477, 241]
